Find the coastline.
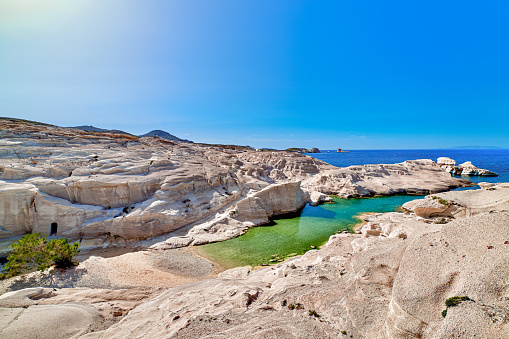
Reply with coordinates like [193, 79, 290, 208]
[353, 212, 378, 233]
[2, 177, 508, 337]
[77, 184, 509, 338]
[2, 120, 509, 337]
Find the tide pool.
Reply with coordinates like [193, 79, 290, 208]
[197, 195, 419, 269]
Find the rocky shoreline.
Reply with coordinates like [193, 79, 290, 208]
[1, 118, 471, 250]
[1, 118, 507, 338]
[0, 184, 507, 338]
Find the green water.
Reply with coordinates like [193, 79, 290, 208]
[197, 195, 420, 268]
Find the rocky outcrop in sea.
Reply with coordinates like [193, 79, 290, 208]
[437, 157, 497, 176]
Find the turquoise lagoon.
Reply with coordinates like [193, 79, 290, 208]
[198, 149, 509, 268]
[197, 194, 420, 269]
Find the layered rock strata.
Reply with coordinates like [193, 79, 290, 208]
[1, 118, 470, 245]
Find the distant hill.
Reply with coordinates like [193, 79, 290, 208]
[72, 125, 136, 136]
[73, 125, 107, 132]
[0, 117, 55, 127]
[139, 130, 192, 143]
[72, 126, 192, 142]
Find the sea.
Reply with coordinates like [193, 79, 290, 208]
[198, 149, 509, 268]
[307, 149, 509, 184]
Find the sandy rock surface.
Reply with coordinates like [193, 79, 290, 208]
[0, 246, 217, 293]
[0, 286, 163, 339]
[0, 245, 219, 337]
[14, 186, 498, 339]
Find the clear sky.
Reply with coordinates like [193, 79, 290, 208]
[1, 1, 508, 149]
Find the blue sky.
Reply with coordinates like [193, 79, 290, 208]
[1, 1, 508, 149]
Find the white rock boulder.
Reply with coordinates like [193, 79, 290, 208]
[437, 157, 456, 166]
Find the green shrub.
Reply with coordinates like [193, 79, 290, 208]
[445, 296, 472, 307]
[308, 310, 320, 317]
[438, 198, 448, 205]
[431, 196, 449, 205]
[441, 296, 473, 318]
[1, 233, 80, 278]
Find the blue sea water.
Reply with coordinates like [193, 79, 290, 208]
[306, 149, 509, 184]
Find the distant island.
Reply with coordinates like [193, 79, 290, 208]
[284, 147, 350, 154]
[448, 146, 506, 149]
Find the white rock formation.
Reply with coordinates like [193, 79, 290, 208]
[0, 117, 505, 338]
[303, 160, 467, 198]
[309, 191, 333, 206]
[0, 287, 159, 339]
[437, 157, 456, 166]
[0, 168, 507, 338]
[0, 118, 470, 246]
[154, 182, 308, 246]
[458, 161, 497, 176]
[478, 182, 496, 189]
[438, 157, 498, 176]
[23, 186, 502, 339]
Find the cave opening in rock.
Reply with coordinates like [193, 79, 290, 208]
[50, 222, 58, 235]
